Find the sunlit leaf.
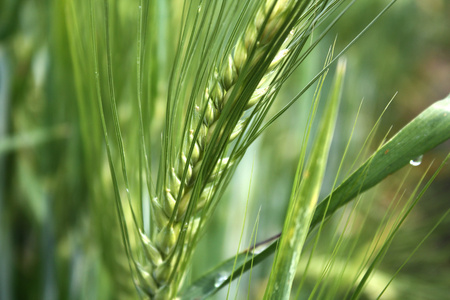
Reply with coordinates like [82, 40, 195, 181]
[180, 94, 450, 298]
[263, 58, 346, 300]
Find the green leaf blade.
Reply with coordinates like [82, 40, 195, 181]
[263, 58, 346, 300]
[178, 242, 277, 300]
[311, 94, 450, 230]
[180, 94, 450, 299]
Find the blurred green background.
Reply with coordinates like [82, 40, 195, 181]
[0, 0, 449, 299]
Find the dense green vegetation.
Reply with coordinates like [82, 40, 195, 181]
[1, 1, 449, 299]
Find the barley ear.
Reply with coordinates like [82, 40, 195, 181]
[140, 0, 313, 298]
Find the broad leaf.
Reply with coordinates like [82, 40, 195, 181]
[179, 94, 450, 299]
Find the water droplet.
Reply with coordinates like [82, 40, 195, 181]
[198, 5, 202, 12]
[214, 272, 228, 288]
[410, 155, 423, 166]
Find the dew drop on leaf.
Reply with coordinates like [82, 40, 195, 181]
[214, 272, 228, 288]
[410, 155, 423, 166]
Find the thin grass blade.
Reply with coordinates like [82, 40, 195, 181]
[178, 240, 276, 300]
[263, 58, 346, 300]
[351, 153, 450, 299]
[312, 94, 450, 229]
[183, 94, 450, 296]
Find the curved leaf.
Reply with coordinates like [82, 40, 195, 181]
[312, 94, 450, 227]
[178, 239, 278, 300]
[178, 94, 450, 299]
